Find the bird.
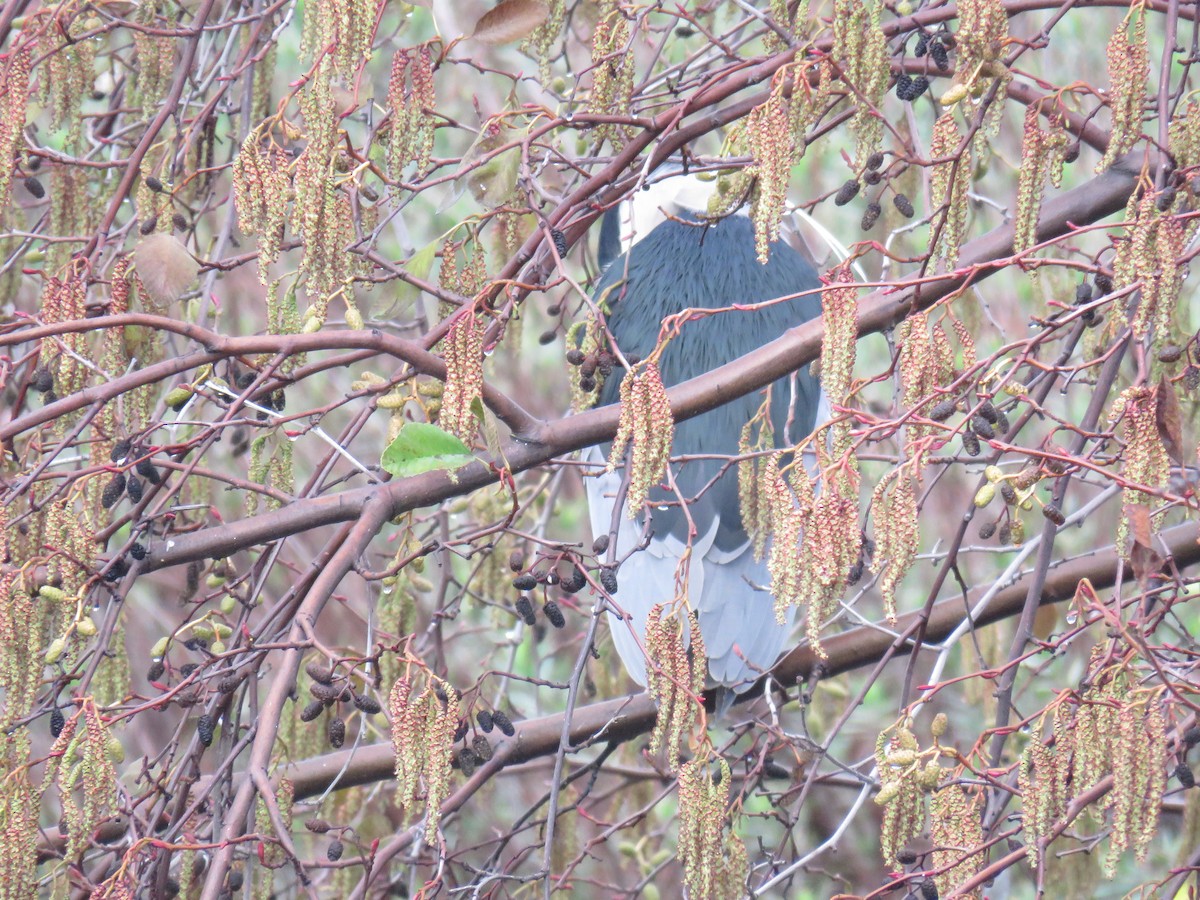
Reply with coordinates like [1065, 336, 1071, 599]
[584, 172, 826, 697]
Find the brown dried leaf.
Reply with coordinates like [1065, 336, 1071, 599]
[1155, 376, 1185, 466]
[1125, 503, 1164, 589]
[1127, 502, 1153, 550]
[1130, 536, 1164, 589]
[471, 0, 549, 45]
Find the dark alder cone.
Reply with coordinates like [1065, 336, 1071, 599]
[978, 521, 997, 539]
[1176, 763, 1196, 788]
[23, 175, 45, 198]
[1000, 482, 1017, 505]
[538, 329, 557, 345]
[327, 840, 344, 862]
[306, 818, 333, 833]
[147, 660, 166, 682]
[458, 748, 478, 776]
[1093, 272, 1114, 294]
[101, 474, 127, 509]
[306, 661, 334, 685]
[1158, 345, 1182, 363]
[50, 708, 65, 737]
[551, 228, 568, 257]
[310, 682, 341, 702]
[1157, 187, 1177, 212]
[197, 713, 215, 747]
[894, 73, 914, 100]
[1063, 141, 1081, 163]
[472, 734, 494, 762]
[565, 348, 585, 366]
[512, 573, 537, 591]
[136, 456, 162, 483]
[930, 41, 950, 70]
[914, 33, 930, 56]
[1042, 504, 1066, 526]
[130, 543, 148, 560]
[226, 871, 244, 891]
[543, 600, 566, 629]
[1074, 282, 1093, 305]
[508, 549, 526, 571]
[909, 76, 930, 99]
[977, 400, 998, 423]
[111, 439, 133, 462]
[172, 213, 189, 232]
[834, 179, 861, 206]
[1012, 467, 1041, 490]
[962, 429, 981, 457]
[139, 215, 158, 235]
[476, 710, 494, 733]
[1186, 366, 1200, 392]
[762, 759, 791, 780]
[592, 534, 610, 555]
[126, 475, 144, 504]
[578, 375, 597, 392]
[998, 522, 1013, 545]
[994, 411, 1010, 433]
[145, 175, 165, 193]
[893, 193, 915, 218]
[971, 415, 995, 439]
[561, 566, 587, 594]
[599, 566, 619, 594]
[179, 663, 199, 677]
[32, 366, 54, 393]
[847, 559, 864, 585]
[866, 151, 885, 170]
[353, 692, 382, 715]
[896, 848, 919, 865]
[864, 169, 882, 186]
[860, 202, 882, 231]
[1183, 725, 1200, 747]
[104, 557, 129, 581]
[928, 399, 957, 421]
[514, 595, 536, 626]
[327, 717, 346, 748]
[491, 710, 515, 737]
[184, 638, 207, 651]
[919, 879, 939, 900]
[453, 718, 469, 743]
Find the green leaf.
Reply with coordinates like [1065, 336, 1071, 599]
[381, 422, 475, 478]
[374, 239, 439, 318]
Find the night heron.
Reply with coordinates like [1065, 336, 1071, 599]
[585, 174, 826, 696]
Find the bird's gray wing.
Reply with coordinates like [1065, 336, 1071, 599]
[587, 213, 824, 691]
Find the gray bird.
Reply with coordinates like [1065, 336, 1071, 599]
[585, 178, 826, 696]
